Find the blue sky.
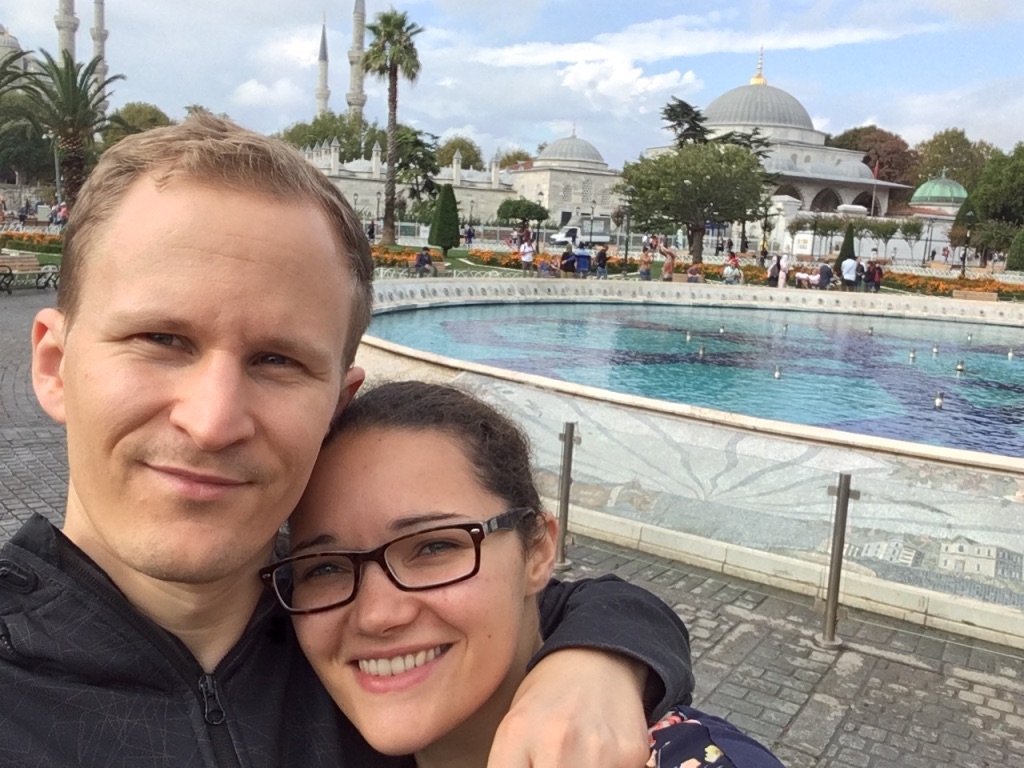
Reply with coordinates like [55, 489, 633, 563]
[6, 1, 1024, 169]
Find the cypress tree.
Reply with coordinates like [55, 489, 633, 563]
[429, 184, 461, 259]
[835, 222, 855, 274]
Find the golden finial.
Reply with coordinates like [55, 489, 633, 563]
[750, 47, 767, 85]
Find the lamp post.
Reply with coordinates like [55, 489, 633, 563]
[960, 211, 974, 279]
[536, 191, 544, 251]
[589, 200, 596, 245]
[375, 191, 381, 222]
[623, 185, 635, 276]
[469, 199, 475, 224]
[44, 132, 61, 203]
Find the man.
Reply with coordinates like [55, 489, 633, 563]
[594, 244, 609, 279]
[559, 243, 576, 278]
[415, 244, 434, 277]
[818, 261, 834, 290]
[573, 241, 591, 278]
[722, 257, 743, 285]
[841, 252, 858, 291]
[1, 115, 693, 768]
[519, 235, 535, 275]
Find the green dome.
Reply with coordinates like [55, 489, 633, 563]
[911, 175, 967, 205]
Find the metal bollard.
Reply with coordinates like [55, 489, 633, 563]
[553, 421, 580, 572]
[814, 472, 860, 649]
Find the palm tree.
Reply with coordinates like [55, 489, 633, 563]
[363, 10, 423, 245]
[0, 49, 32, 105]
[21, 49, 123, 207]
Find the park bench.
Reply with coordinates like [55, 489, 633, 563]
[0, 252, 60, 295]
[403, 256, 449, 278]
[951, 289, 999, 302]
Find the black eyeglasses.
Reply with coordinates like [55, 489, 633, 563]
[260, 508, 535, 615]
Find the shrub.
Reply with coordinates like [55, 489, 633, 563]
[1008, 229, 1024, 272]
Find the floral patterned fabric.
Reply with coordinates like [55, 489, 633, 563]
[647, 706, 785, 768]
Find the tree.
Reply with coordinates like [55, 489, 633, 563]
[0, 49, 31, 104]
[101, 101, 173, 146]
[813, 215, 845, 255]
[20, 50, 124, 207]
[863, 218, 901, 260]
[662, 96, 771, 160]
[277, 110, 386, 163]
[0, 93, 52, 185]
[898, 218, 924, 263]
[619, 143, 765, 262]
[970, 146, 1024, 227]
[428, 184, 461, 258]
[495, 197, 547, 229]
[835, 223, 855, 274]
[436, 135, 483, 170]
[827, 125, 918, 204]
[913, 128, 996, 192]
[395, 125, 439, 203]
[495, 148, 530, 168]
[1007, 227, 1024, 272]
[363, 9, 424, 245]
[973, 219, 1017, 266]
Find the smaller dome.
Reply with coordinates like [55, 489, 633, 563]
[538, 134, 605, 164]
[911, 174, 967, 205]
[0, 25, 22, 52]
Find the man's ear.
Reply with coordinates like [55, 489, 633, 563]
[525, 513, 559, 596]
[32, 308, 68, 424]
[334, 365, 366, 419]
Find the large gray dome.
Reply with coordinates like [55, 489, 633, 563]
[0, 25, 22, 54]
[538, 135, 605, 164]
[705, 83, 814, 131]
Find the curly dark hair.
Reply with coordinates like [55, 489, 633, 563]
[328, 381, 546, 548]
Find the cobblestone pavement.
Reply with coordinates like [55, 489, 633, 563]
[2, 289, 1023, 767]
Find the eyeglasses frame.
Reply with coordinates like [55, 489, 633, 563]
[260, 507, 536, 615]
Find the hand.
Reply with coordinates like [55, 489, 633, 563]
[486, 648, 650, 768]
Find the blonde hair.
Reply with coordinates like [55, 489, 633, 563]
[61, 113, 373, 366]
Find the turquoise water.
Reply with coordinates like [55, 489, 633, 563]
[369, 302, 1024, 457]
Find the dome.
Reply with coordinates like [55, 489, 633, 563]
[705, 83, 814, 131]
[911, 174, 967, 205]
[0, 25, 22, 53]
[537, 134, 605, 164]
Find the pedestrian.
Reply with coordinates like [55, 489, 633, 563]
[1, 113, 696, 767]
[595, 244, 609, 278]
[818, 261, 834, 290]
[573, 241, 591, 278]
[777, 251, 791, 288]
[519, 236, 536, 275]
[559, 243, 576, 278]
[855, 256, 866, 291]
[415, 244, 434, 277]
[639, 246, 653, 281]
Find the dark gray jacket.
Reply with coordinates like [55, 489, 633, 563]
[0, 514, 693, 767]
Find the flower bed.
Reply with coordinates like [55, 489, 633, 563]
[0, 232, 63, 256]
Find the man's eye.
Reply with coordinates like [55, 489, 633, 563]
[257, 353, 293, 366]
[145, 333, 179, 346]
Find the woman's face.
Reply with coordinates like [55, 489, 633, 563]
[289, 427, 555, 757]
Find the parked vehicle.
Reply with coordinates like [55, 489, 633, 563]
[548, 216, 613, 246]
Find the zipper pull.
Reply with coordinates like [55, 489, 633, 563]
[199, 674, 227, 725]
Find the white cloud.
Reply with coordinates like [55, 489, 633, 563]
[230, 78, 304, 108]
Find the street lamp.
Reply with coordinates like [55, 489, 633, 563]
[622, 185, 635, 277]
[43, 132, 61, 203]
[536, 191, 544, 250]
[589, 200, 596, 245]
[376, 191, 381, 222]
[469, 199, 475, 224]
[961, 211, 974, 278]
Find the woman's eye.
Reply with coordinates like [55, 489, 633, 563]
[298, 560, 353, 581]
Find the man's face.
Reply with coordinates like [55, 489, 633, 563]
[32, 177, 363, 586]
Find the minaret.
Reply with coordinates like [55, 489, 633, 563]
[55, 0, 79, 61]
[346, 0, 367, 120]
[315, 15, 330, 116]
[91, 0, 109, 112]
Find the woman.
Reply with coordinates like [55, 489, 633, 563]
[263, 382, 784, 768]
[639, 246, 654, 281]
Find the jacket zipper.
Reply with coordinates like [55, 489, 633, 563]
[61, 553, 248, 768]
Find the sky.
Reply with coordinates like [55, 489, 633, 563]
[5, 1, 1024, 169]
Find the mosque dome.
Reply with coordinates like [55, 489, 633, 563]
[537, 134, 605, 165]
[910, 174, 968, 206]
[0, 25, 22, 54]
[705, 83, 814, 131]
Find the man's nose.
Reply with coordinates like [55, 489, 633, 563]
[168, 355, 256, 450]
